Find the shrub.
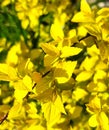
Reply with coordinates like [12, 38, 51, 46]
[0, 0, 109, 130]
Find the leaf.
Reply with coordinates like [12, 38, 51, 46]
[50, 23, 64, 40]
[72, 88, 88, 101]
[94, 70, 106, 83]
[23, 75, 33, 91]
[54, 61, 77, 83]
[72, 12, 94, 23]
[22, 19, 29, 29]
[8, 101, 23, 119]
[41, 43, 60, 56]
[72, 0, 94, 23]
[44, 54, 58, 67]
[14, 89, 28, 101]
[42, 95, 65, 126]
[36, 76, 52, 94]
[0, 63, 18, 81]
[31, 71, 42, 83]
[84, 24, 102, 40]
[88, 114, 98, 127]
[97, 112, 109, 130]
[36, 88, 55, 103]
[86, 96, 101, 114]
[97, 8, 109, 16]
[80, 56, 99, 71]
[76, 71, 93, 82]
[81, 0, 91, 13]
[60, 46, 82, 58]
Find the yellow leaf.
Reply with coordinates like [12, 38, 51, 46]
[66, 105, 82, 119]
[72, 0, 94, 23]
[22, 19, 29, 29]
[14, 89, 28, 101]
[84, 24, 102, 40]
[80, 56, 99, 71]
[60, 46, 82, 58]
[94, 70, 106, 83]
[0, 63, 18, 81]
[72, 12, 94, 23]
[36, 88, 55, 103]
[36, 76, 52, 94]
[42, 95, 65, 126]
[87, 44, 100, 56]
[44, 54, 58, 67]
[31, 72, 42, 83]
[88, 114, 98, 127]
[1, 0, 11, 7]
[50, 23, 64, 40]
[23, 75, 33, 91]
[8, 101, 23, 119]
[81, 0, 91, 13]
[41, 43, 60, 56]
[86, 96, 101, 114]
[72, 88, 88, 101]
[54, 61, 77, 83]
[97, 112, 109, 130]
[97, 8, 109, 16]
[76, 71, 93, 82]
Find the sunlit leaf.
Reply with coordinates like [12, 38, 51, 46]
[8, 101, 23, 119]
[60, 46, 82, 58]
[41, 43, 60, 56]
[81, 0, 91, 13]
[50, 23, 64, 40]
[42, 95, 65, 126]
[88, 114, 98, 127]
[0, 63, 18, 81]
[23, 75, 33, 91]
[86, 96, 101, 114]
[72, 0, 94, 23]
[97, 111, 109, 130]
[76, 71, 93, 82]
[54, 61, 77, 83]
[72, 88, 88, 101]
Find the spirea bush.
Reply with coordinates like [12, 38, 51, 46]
[0, 0, 109, 130]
